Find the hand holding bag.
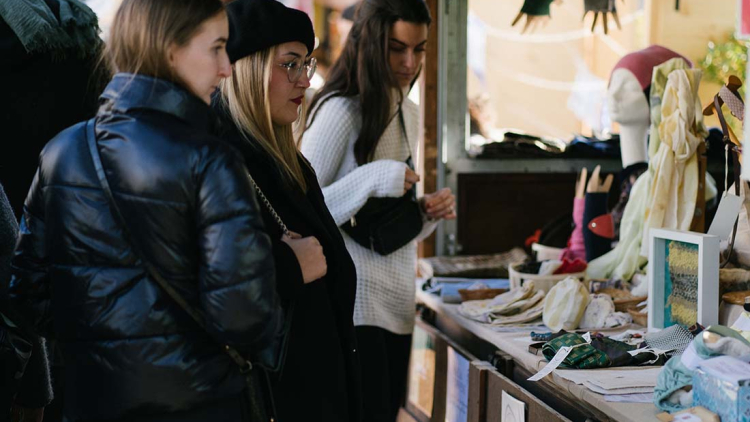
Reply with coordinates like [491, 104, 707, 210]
[341, 107, 424, 255]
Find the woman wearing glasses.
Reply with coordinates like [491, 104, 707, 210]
[214, 0, 361, 421]
[301, 0, 456, 420]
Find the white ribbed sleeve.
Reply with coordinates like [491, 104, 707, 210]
[300, 95, 437, 334]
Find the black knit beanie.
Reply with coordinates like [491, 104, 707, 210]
[226, 0, 315, 64]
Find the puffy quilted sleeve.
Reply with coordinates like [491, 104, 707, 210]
[195, 144, 283, 353]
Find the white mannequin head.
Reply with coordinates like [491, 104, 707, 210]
[606, 45, 691, 168]
[607, 68, 650, 168]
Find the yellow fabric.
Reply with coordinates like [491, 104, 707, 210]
[648, 58, 693, 160]
[641, 69, 706, 257]
[543, 277, 590, 332]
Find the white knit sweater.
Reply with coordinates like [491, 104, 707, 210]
[300, 94, 437, 335]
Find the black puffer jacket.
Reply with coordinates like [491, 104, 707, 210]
[9, 74, 282, 422]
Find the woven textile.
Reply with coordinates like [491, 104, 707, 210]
[644, 324, 694, 357]
[666, 240, 700, 327]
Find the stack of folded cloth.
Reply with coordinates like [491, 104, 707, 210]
[458, 281, 545, 325]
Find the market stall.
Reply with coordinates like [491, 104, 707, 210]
[402, 1, 750, 421]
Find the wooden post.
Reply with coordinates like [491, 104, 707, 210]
[419, 0, 439, 258]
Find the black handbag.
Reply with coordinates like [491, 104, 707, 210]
[341, 108, 424, 255]
[84, 119, 275, 421]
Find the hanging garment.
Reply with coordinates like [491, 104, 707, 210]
[640, 69, 707, 257]
[583, 192, 613, 261]
[611, 163, 649, 240]
[560, 197, 587, 261]
[586, 172, 650, 281]
[647, 58, 693, 161]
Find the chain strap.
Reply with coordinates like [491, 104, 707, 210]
[247, 173, 291, 238]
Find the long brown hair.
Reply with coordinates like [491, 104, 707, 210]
[306, 0, 431, 165]
[107, 0, 224, 85]
[219, 47, 308, 191]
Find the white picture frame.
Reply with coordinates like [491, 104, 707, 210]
[648, 228, 719, 332]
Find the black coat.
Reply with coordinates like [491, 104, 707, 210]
[9, 74, 283, 422]
[0, 0, 108, 219]
[1, 183, 52, 414]
[214, 104, 362, 422]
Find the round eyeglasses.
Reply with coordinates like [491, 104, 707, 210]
[279, 57, 317, 83]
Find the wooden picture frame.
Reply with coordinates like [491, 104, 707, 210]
[648, 228, 719, 332]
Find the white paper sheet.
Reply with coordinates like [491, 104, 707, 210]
[697, 355, 750, 384]
[732, 312, 750, 331]
[445, 347, 470, 422]
[583, 381, 654, 395]
[556, 367, 661, 388]
[501, 390, 526, 422]
[604, 393, 655, 403]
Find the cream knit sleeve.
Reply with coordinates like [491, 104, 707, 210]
[301, 97, 406, 226]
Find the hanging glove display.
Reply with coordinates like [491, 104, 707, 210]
[583, 0, 622, 34]
[511, 0, 557, 34]
[583, 165, 614, 261]
[560, 168, 587, 261]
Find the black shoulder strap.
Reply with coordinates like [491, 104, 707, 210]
[714, 97, 742, 268]
[84, 119, 252, 373]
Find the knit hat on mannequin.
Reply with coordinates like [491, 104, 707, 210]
[609, 45, 691, 96]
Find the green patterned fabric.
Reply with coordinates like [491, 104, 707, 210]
[520, 0, 555, 16]
[542, 333, 610, 369]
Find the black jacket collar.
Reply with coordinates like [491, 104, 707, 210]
[100, 73, 212, 131]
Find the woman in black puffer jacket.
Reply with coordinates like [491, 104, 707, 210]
[7, 1, 282, 421]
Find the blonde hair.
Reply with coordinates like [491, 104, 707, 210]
[219, 46, 308, 191]
[107, 0, 224, 83]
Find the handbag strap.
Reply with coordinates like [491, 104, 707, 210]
[714, 96, 742, 268]
[397, 104, 414, 169]
[246, 172, 291, 238]
[83, 119, 253, 374]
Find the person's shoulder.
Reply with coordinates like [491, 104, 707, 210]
[312, 94, 360, 121]
[41, 120, 89, 163]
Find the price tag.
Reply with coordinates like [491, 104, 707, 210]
[528, 346, 573, 382]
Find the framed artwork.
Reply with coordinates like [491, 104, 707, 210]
[648, 229, 719, 332]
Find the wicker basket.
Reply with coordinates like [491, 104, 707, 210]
[595, 288, 647, 313]
[458, 288, 508, 302]
[508, 262, 587, 293]
[628, 308, 648, 327]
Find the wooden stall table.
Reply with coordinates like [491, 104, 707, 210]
[416, 288, 664, 422]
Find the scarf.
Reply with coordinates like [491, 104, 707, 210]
[0, 0, 100, 57]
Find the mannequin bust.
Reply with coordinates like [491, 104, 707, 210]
[607, 45, 691, 168]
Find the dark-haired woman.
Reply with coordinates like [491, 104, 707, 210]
[8, 0, 282, 420]
[301, 0, 455, 420]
